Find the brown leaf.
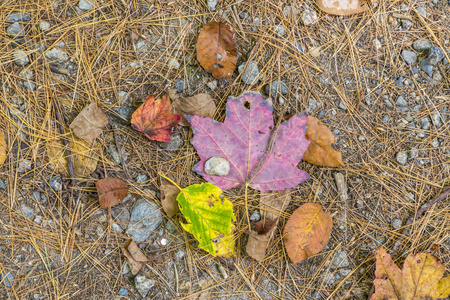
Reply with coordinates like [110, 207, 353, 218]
[316, 0, 372, 15]
[172, 94, 216, 126]
[120, 240, 149, 275]
[160, 178, 180, 217]
[0, 131, 6, 165]
[69, 102, 109, 141]
[303, 116, 344, 167]
[246, 219, 277, 262]
[283, 203, 332, 264]
[260, 190, 291, 221]
[96, 178, 128, 208]
[196, 21, 237, 79]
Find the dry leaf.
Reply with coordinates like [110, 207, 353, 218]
[0, 131, 6, 165]
[120, 240, 149, 275]
[196, 21, 237, 79]
[303, 116, 344, 167]
[316, 0, 372, 15]
[371, 248, 450, 300]
[160, 178, 180, 217]
[96, 178, 128, 208]
[260, 190, 291, 221]
[246, 219, 277, 262]
[172, 94, 216, 126]
[131, 94, 181, 142]
[283, 203, 333, 264]
[69, 102, 109, 141]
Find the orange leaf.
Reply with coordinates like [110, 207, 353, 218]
[303, 116, 344, 167]
[160, 178, 180, 217]
[371, 248, 450, 300]
[316, 0, 375, 15]
[131, 94, 181, 142]
[283, 203, 332, 264]
[196, 21, 237, 79]
[96, 178, 128, 208]
[0, 131, 6, 165]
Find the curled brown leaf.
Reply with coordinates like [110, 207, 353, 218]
[96, 178, 128, 208]
[172, 94, 216, 126]
[160, 178, 180, 217]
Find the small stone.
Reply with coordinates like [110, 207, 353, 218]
[239, 12, 250, 19]
[118, 91, 129, 104]
[6, 12, 31, 22]
[19, 69, 33, 80]
[1, 271, 14, 288]
[174, 78, 187, 93]
[395, 152, 408, 165]
[20, 204, 34, 219]
[265, 80, 288, 98]
[373, 38, 382, 50]
[409, 147, 418, 159]
[322, 272, 335, 285]
[395, 96, 408, 107]
[0, 179, 7, 190]
[308, 98, 321, 112]
[118, 287, 128, 296]
[134, 275, 155, 297]
[358, 136, 366, 141]
[158, 134, 183, 150]
[23, 81, 36, 91]
[395, 76, 404, 87]
[39, 21, 51, 31]
[49, 176, 62, 191]
[302, 9, 318, 26]
[427, 46, 445, 66]
[17, 159, 32, 172]
[431, 113, 443, 127]
[167, 58, 180, 69]
[392, 218, 402, 230]
[136, 174, 147, 183]
[338, 101, 347, 110]
[412, 40, 432, 52]
[204, 157, 230, 176]
[400, 3, 409, 11]
[283, 5, 300, 18]
[274, 24, 286, 37]
[78, 0, 94, 10]
[238, 61, 260, 85]
[128, 198, 163, 242]
[160, 238, 168, 246]
[431, 138, 439, 148]
[207, 0, 218, 11]
[113, 107, 134, 124]
[250, 211, 261, 222]
[416, 7, 426, 18]
[401, 50, 417, 64]
[7, 22, 24, 36]
[174, 249, 185, 260]
[421, 58, 433, 77]
[13, 49, 30, 66]
[34, 216, 42, 225]
[339, 269, 351, 277]
[432, 71, 443, 83]
[31, 191, 41, 201]
[401, 19, 412, 30]
[45, 48, 68, 62]
[206, 80, 217, 91]
[330, 250, 349, 269]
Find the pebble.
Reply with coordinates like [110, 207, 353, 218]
[174, 249, 185, 260]
[431, 113, 442, 127]
[401, 19, 412, 30]
[0, 179, 7, 190]
[392, 218, 402, 230]
[283, 5, 300, 19]
[322, 272, 335, 285]
[13, 49, 30, 66]
[416, 7, 426, 18]
[265, 80, 288, 98]
[395, 96, 408, 107]
[7, 22, 24, 36]
[206, 80, 217, 91]
[136, 174, 147, 183]
[409, 147, 418, 159]
[49, 176, 62, 191]
[412, 40, 432, 52]
[45, 48, 68, 62]
[401, 50, 417, 64]
[308, 98, 321, 112]
[207, 0, 218, 11]
[330, 250, 349, 269]
[431, 138, 439, 148]
[118, 91, 129, 104]
[78, 0, 94, 10]
[250, 211, 261, 222]
[274, 24, 286, 37]
[338, 101, 347, 110]
[339, 269, 351, 277]
[19, 69, 33, 80]
[6, 12, 31, 22]
[373, 38, 382, 50]
[174, 78, 187, 93]
[1, 271, 14, 288]
[31, 191, 41, 201]
[113, 107, 134, 124]
[395, 76, 404, 87]
[302, 9, 318, 26]
[20, 204, 34, 219]
[395, 151, 408, 165]
[427, 46, 445, 66]
[239, 12, 250, 19]
[127, 198, 163, 242]
[34, 216, 42, 225]
[238, 61, 260, 85]
[23, 81, 36, 91]
[420, 58, 433, 77]
[158, 134, 183, 150]
[17, 159, 32, 172]
[39, 21, 51, 31]
[204, 157, 230, 176]
[134, 275, 155, 297]
[118, 287, 128, 296]
[167, 58, 180, 69]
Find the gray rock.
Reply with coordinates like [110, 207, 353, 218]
[113, 107, 134, 124]
[427, 46, 445, 65]
[395, 76, 404, 87]
[111, 207, 130, 232]
[49, 176, 62, 191]
[19, 69, 33, 80]
[207, 0, 218, 11]
[39, 21, 51, 31]
[274, 24, 286, 37]
[431, 113, 443, 127]
[283, 5, 300, 18]
[168, 58, 180, 69]
[31, 191, 41, 201]
[339, 269, 351, 277]
[45, 48, 68, 62]
[158, 134, 183, 150]
[416, 7, 426, 18]
[409, 147, 418, 159]
[1, 271, 14, 288]
[23, 81, 36, 91]
[174, 249, 185, 260]
[206, 80, 217, 91]
[134, 275, 155, 297]
[250, 211, 261, 222]
[401, 50, 417, 64]
[431, 138, 439, 148]
[20, 204, 34, 219]
[174, 78, 187, 93]
[238, 61, 260, 85]
[338, 101, 347, 110]
[396, 152, 408, 165]
[330, 250, 349, 269]
[118, 287, 128, 296]
[302, 9, 318, 26]
[78, 0, 94, 10]
[6, 12, 31, 22]
[401, 19, 412, 30]
[136, 174, 147, 183]
[265, 80, 288, 98]
[412, 40, 432, 52]
[392, 218, 402, 230]
[13, 49, 29, 66]
[420, 58, 433, 77]
[395, 95, 408, 107]
[322, 272, 335, 285]
[17, 159, 32, 172]
[239, 12, 250, 19]
[308, 98, 321, 112]
[128, 198, 163, 242]
[0, 179, 7, 190]
[7, 22, 25, 36]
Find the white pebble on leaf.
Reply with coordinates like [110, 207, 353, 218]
[204, 157, 230, 176]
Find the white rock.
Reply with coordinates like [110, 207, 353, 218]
[396, 152, 408, 165]
[372, 38, 382, 50]
[168, 58, 180, 69]
[78, 0, 94, 10]
[134, 275, 155, 297]
[13, 50, 30, 66]
[39, 21, 51, 31]
[204, 157, 230, 176]
[302, 9, 318, 26]
[45, 48, 68, 61]
[207, 0, 218, 11]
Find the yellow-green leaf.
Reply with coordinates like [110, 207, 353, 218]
[177, 182, 235, 257]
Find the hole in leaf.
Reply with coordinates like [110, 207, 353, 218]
[243, 101, 250, 109]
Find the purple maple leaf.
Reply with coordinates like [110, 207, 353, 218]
[186, 91, 310, 192]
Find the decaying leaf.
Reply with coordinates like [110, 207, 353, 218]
[246, 219, 277, 262]
[196, 21, 237, 79]
[131, 94, 181, 142]
[176, 182, 235, 257]
[69, 102, 109, 141]
[316, 0, 374, 15]
[96, 178, 128, 208]
[0, 131, 6, 165]
[260, 190, 292, 221]
[46, 132, 98, 177]
[120, 240, 149, 275]
[187, 91, 310, 192]
[371, 247, 450, 300]
[283, 203, 332, 264]
[303, 116, 344, 167]
[160, 178, 180, 217]
[172, 93, 216, 126]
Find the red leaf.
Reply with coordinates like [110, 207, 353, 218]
[131, 94, 181, 142]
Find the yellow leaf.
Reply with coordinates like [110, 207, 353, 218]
[0, 131, 6, 165]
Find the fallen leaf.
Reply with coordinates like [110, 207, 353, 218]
[260, 190, 292, 221]
[303, 116, 344, 167]
[187, 91, 310, 192]
[371, 248, 450, 300]
[131, 94, 181, 142]
[196, 21, 237, 79]
[246, 219, 277, 262]
[96, 178, 128, 208]
[69, 102, 109, 141]
[177, 182, 235, 257]
[172, 93, 216, 126]
[316, 0, 372, 15]
[0, 131, 6, 165]
[160, 178, 180, 217]
[283, 203, 332, 264]
[120, 240, 149, 275]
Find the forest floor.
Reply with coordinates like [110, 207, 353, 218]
[0, 0, 449, 299]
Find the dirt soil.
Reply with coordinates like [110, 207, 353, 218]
[0, 0, 449, 299]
